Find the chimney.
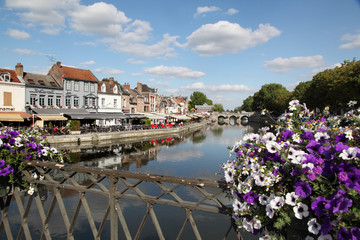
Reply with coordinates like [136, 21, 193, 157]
[123, 82, 130, 91]
[109, 77, 114, 85]
[56, 61, 61, 67]
[15, 63, 23, 77]
[137, 81, 142, 93]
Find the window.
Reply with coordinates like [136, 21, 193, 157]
[66, 96, 71, 107]
[92, 98, 96, 107]
[74, 81, 80, 91]
[101, 98, 105, 107]
[0, 72, 11, 82]
[114, 99, 117, 108]
[84, 82, 89, 92]
[50, 82, 57, 87]
[30, 94, 37, 105]
[56, 96, 61, 107]
[3, 92, 12, 106]
[28, 79, 35, 84]
[113, 85, 118, 94]
[84, 98, 89, 106]
[39, 95, 45, 106]
[48, 96, 53, 106]
[66, 81, 71, 91]
[101, 85, 106, 93]
[90, 83, 95, 92]
[74, 96, 79, 107]
[38, 80, 45, 86]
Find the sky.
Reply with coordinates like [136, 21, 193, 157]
[1, 0, 360, 110]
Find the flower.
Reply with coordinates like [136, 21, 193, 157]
[293, 202, 309, 219]
[307, 218, 321, 235]
[222, 100, 360, 239]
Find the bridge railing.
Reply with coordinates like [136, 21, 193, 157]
[0, 160, 243, 240]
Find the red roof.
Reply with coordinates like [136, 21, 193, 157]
[60, 66, 98, 82]
[0, 69, 22, 83]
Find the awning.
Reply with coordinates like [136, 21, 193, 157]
[36, 115, 68, 121]
[64, 113, 129, 120]
[169, 114, 191, 120]
[126, 114, 146, 119]
[143, 113, 166, 120]
[0, 112, 32, 122]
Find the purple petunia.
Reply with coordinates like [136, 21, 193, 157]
[294, 179, 312, 198]
[243, 191, 259, 205]
[325, 189, 352, 214]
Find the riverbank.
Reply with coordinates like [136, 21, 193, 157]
[46, 121, 207, 145]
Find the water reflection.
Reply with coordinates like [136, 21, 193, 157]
[52, 122, 261, 179]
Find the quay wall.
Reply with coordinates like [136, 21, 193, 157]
[46, 122, 207, 144]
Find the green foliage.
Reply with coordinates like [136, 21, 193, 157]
[188, 91, 212, 110]
[252, 83, 291, 114]
[212, 103, 224, 112]
[240, 95, 254, 112]
[66, 120, 80, 131]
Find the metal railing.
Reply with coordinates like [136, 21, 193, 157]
[0, 160, 243, 240]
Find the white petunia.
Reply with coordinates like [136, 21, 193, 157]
[266, 141, 281, 154]
[293, 202, 309, 219]
[269, 196, 285, 210]
[266, 204, 274, 219]
[262, 132, 276, 143]
[307, 218, 321, 235]
[318, 234, 332, 240]
[242, 218, 253, 233]
[339, 147, 358, 160]
[259, 194, 269, 205]
[285, 192, 299, 206]
[253, 217, 262, 229]
[233, 198, 246, 212]
[305, 236, 314, 240]
[314, 132, 330, 141]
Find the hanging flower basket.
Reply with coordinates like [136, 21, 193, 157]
[0, 127, 66, 197]
[222, 100, 360, 240]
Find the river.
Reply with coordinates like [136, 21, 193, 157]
[6, 123, 261, 240]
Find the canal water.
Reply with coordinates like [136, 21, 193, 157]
[5, 123, 261, 240]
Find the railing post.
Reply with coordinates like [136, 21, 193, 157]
[109, 175, 118, 240]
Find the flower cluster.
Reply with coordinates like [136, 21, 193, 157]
[0, 127, 65, 194]
[222, 100, 360, 240]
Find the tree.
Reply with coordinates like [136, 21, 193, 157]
[240, 96, 254, 112]
[188, 91, 212, 110]
[292, 81, 311, 104]
[252, 83, 291, 114]
[213, 104, 224, 112]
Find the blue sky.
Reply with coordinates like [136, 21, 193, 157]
[1, 0, 360, 110]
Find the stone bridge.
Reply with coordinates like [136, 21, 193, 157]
[209, 112, 254, 125]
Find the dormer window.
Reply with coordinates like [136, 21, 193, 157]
[38, 80, 45, 86]
[113, 85, 118, 94]
[101, 84, 106, 93]
[0, 72, 11, 82]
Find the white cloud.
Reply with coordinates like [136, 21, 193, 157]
[13, 48, 39, 55]
[153, 81, 170, 87]
[94, 67, 124, 76]
[74, 41, 97, 46]
[185, 21, 281, 56]
[126, 58, 145, 64]
[6, 29, 30, 39]
[80, 60, 96, 67]
[194, 6, 221, 18]
[69, 2, 131, 37]
[104, 33, 179, 58]
[132, 73, 143, 77]
[339, 32, 360, 49]
[264, 55, 324, 73]
[41, 27, 61, 35]
[180, 82, 251, 93]
[301, 63, 342, 78]
[5, 0, 180, 58]
[144, 65, 205, 79]
[226, 8, 238, 15]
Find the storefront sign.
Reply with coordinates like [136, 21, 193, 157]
[0, 107, 15, 111]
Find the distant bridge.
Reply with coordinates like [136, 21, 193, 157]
[209, 112, 254, 125]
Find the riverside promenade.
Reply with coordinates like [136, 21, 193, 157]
[46, 121, 207, 145]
